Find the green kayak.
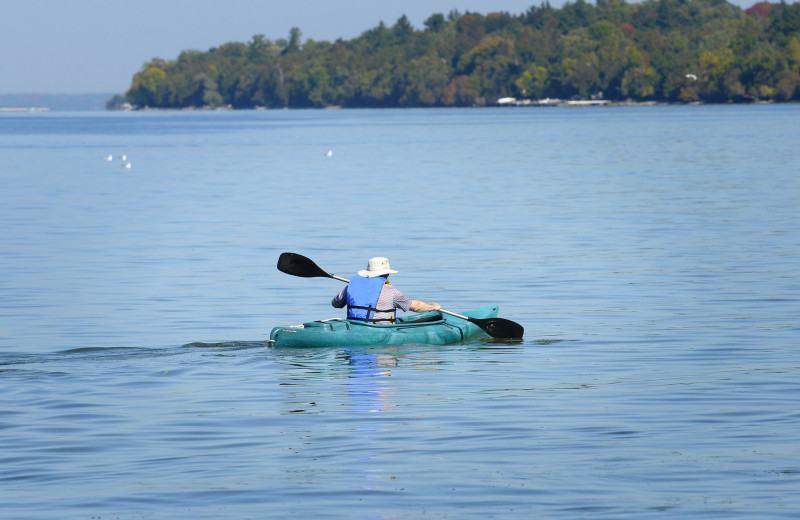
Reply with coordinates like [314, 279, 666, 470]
[268, 305, 499, 348]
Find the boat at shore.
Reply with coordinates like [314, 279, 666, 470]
[268, 305, 499, 348]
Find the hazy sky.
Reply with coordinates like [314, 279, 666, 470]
[1, 0, 768, 94]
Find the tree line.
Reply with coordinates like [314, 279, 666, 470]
[123, 0, 800, 108]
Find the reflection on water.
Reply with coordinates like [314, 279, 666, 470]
[275, 348, 400, 415]
[273, 344, 522, 417]
[340, 349, 396, 414]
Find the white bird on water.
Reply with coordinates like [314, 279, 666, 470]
[326, 150, 333, 157]
[104, 154, 113, 161]
[122, 161, 132, 169]
[120, 154, 127, 161]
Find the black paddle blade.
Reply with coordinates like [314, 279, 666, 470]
[277, 252, 330, 278]
[472, 317, 524, 340]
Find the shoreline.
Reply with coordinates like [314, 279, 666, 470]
[3, 99, 788, 112]
[0, 106, 49, 112]
[127, 99, 781, 111]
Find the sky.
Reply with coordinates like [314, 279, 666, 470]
[0, 0, 770, 95]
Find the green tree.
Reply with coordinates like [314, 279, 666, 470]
[515, 64, 549, 98]
[283, 27, 302, 54]
[457, 35, 517, 99]
[398, 54, 451, 105]
[620, 46, 659, 99]
[394, 15, 414, 40]
[127, 63, 168, 107]
[697, 48, 735, 101]
[425, 13, 446, 33]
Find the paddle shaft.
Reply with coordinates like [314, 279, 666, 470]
[438, 309, 472, 321]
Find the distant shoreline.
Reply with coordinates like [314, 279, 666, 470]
[0, 93, 115, 111]
[129, 99, 784, 111]
[0, 97, 789, 112]
[0, 106, 49, 112]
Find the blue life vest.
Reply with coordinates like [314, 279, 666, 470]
[346, 275, 396, 324]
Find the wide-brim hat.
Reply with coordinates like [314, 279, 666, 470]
[357, 256, 398, 278]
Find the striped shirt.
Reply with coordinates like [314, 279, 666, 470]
[332, 282, 413, 323]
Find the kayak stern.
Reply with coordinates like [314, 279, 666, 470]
[269, 305, 499, 348]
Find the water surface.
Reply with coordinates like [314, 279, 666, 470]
[1, 106, 799, 518]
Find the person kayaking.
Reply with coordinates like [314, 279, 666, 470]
[331, 256, 441, 324]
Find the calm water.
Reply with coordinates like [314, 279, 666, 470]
[1, 106, 799, 519]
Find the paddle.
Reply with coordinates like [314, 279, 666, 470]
[277, 252, 524, 340]
[277, 251, 349, 283]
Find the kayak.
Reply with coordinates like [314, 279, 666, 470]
[268, 304, 499, 348]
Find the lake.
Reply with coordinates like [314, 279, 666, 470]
[1, 105, 799, 518]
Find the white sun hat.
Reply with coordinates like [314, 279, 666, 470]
[357, 256, 398, 278]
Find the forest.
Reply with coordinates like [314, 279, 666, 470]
[121, 0, 800, 108]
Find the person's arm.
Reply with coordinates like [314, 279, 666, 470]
[409, 300, 441, 312]
[332, 287, 348, 308]
[388, 285, 440, 313]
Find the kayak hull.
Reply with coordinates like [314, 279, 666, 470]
[268, 305, 499, 348]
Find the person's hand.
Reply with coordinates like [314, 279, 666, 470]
[430, 302, 442, 311]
